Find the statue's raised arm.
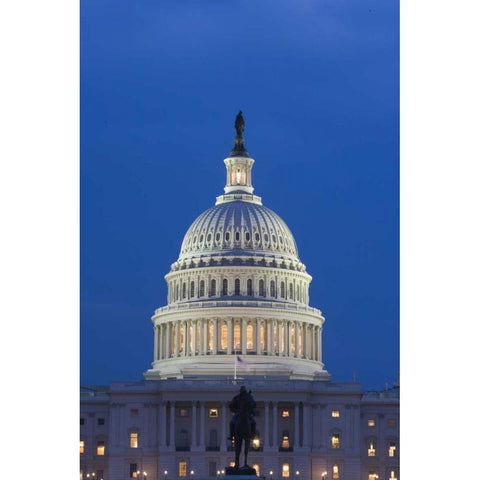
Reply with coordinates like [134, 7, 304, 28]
[234, 110, 245, 136]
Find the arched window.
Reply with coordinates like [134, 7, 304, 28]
[129, 431, 139, 448]
[280, 281, 285, 298]
[270, 280, 276, 298]
[259, 279, 265, 297]
[245, 231, 250, 241]
[331, 433, 340, 449]
[210, 279, 216, 297]
[225, 232, 230, 242]
[289, 283, 293, 299]
[190, 281, 195, 298]
[199, 280, 205, 297]
[182, 283, 186, 299]
[234, 324, 241, 350]
[234, 278, 240, 295]
[247, 279, 253, 296]
[235, 231, 240, 241]
[222, 279, 228, 296]
[332, 465, 339, 480]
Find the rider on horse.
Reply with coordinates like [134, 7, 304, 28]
[228, 386, 257, 441]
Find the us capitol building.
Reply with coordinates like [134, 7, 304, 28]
[80, 114, 399, 480]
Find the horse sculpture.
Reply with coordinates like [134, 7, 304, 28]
[227, 386, 257, 474]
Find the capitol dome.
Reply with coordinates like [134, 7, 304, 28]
[144, 112, 329, 381]
[178, 201, 299, 264]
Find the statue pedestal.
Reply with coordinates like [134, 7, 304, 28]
[225, 466, 258, 477]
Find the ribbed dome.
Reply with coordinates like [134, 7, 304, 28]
[178, 200, 299, 263]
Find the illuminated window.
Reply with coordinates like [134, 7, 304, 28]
[368, 419, 375, 427]
[80, 440, 85, 455]
[130, 432, 138, 448]
[331, 434, 340, 449]
[234, 324, 241, 350]
[389, 442, 397, 457]
[253, 464, 260, 476]
[282, 409, 290, 418]
[178, 462, 187, 477]
[368, 442, 376, 456]
[208, 322, 214, 351]
[368, 474, 378, 480]
[281, 433, 290, 449]
[130, 464, 138, 478]
[252, 437, 260, 449]
[209, 408, 219, 418]
[247, 324, 254, 350]
[332, 465, 339, 480]
[282, 463, 290, 478]
[179, 408, 189, 417]
[221, 324, 228, 350]
[389, 470, 397, 480]
[96, 440, 105, 456]
[290, 327, 296, 354]
[229, 462, 235, 467]
[388, 418, 397, 427]
[331, 410, 340, 418]
[130, 409, 138, 417]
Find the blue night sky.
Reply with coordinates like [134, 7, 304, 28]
[81, 0, 399, 390]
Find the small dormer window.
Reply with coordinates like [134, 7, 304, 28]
[245, 232, 250, 241]
[207, 233, 212, 242]
[199, 235, 204, 243]
[255, 233, 260, 242]
[225, 232, 230, 241]
[216, 233, 221, 242]
[235, 232, 240, 241]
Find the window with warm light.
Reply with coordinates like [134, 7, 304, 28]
[221, 325, 228, 350]
[130, 464, 138, 478]
[368, 442, 376, 456]
[80, 440, 85, 455]
[332, 465, 339, 480]
[252, 437, 260, 449]
[234, 324, 241, 350]
[179, 408, 189, 417]
[389, 442, 397, 457]
[253, 464, 260, 476]
[130, 432, 138, 448]
[281, 433, 290, 449]
[331, 410, 340, 418]
[389, 470, 397, 480]
[368, 474, 378, 480]
[282, 409, 290, 418]
[96, 440, 105, 456]
[178, 462, 187, 477]
[209, 408, 219, 418]
[388, 418, 397, 427]
[331, 434, 340, 449]
[368, 419, 375, 427]
[282, 464, 290, 478]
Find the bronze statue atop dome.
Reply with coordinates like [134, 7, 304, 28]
[234, 110, 245, 136]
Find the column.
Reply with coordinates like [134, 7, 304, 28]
[294, 402, 300, 449]
[166, 322, 171, 358]
[174, 322, 180, 357]
[221, 402, 227, 451]
[318, 327, 323, 363]
[295, 322, 300, 358]
[169, 401, 176, 448]
[189, 401, 196, 448]
[158, 324, 163, 360]
[199, 402, 206, 448]
[264, 402, 270, 449]
[154, 325, 158, 361]
[192, 320, 197, 356]
[241, 318, 247, 355]
[227, 318, 233, 355]
[272, 402, 278, 449]
[302, 403, 310, 448]
[213, 320, 218, 354]
[256, 319, 262, 354]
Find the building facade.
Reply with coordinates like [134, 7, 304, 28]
[80, 117, 399, 480]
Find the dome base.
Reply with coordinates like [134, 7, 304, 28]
[144, 355, 330, 381]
